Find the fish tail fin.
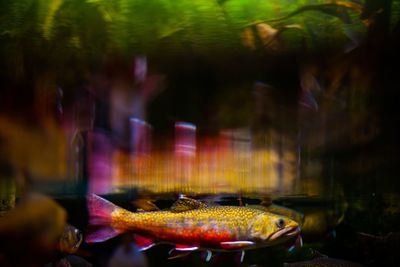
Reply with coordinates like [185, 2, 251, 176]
[86, 194, 124, 243]
[87, 194, 119, 225]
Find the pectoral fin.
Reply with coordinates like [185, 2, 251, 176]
[174, 244, 199, 251]
[170, 197, 208, 212]
[240, 250, 245, 263]
[220, 241, 255, 249]
[288, 235, 303, 253]
[233, 250, 246, 263]
[168, 245, 198, 259]
[201, 250, 213, 262]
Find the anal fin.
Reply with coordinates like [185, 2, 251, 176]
[133, 234, 156, 251]
[167, 244, 199, 259]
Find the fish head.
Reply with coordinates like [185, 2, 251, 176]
[250, 213, 300, 244]
[58, 223, 83, 254]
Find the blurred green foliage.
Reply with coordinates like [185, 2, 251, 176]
[0, 0, 399, 82]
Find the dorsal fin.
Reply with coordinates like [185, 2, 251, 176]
[170, 197, 208, 212]
[132, 199, 160, 212]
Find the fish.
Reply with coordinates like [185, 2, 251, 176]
[0, 193, 82, 266]
[86, 195, 301, 255]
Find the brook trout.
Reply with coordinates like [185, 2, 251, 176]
[86, 194, 300, 252]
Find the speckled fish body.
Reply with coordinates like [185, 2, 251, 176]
[87, 195, 300, 251]
[113, 206, 270, 249]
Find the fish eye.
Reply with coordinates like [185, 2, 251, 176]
[276, 218, 285, 228]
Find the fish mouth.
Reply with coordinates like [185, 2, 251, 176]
[269, 226, 301, 241]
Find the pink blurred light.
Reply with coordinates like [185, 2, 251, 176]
[175, 122, 196, 156]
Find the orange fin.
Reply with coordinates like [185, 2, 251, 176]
[133, 234, 156, 251]
[220, 241, 255, 249]
[174, 244, 199, 251]
[168, 245, 198, 259]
